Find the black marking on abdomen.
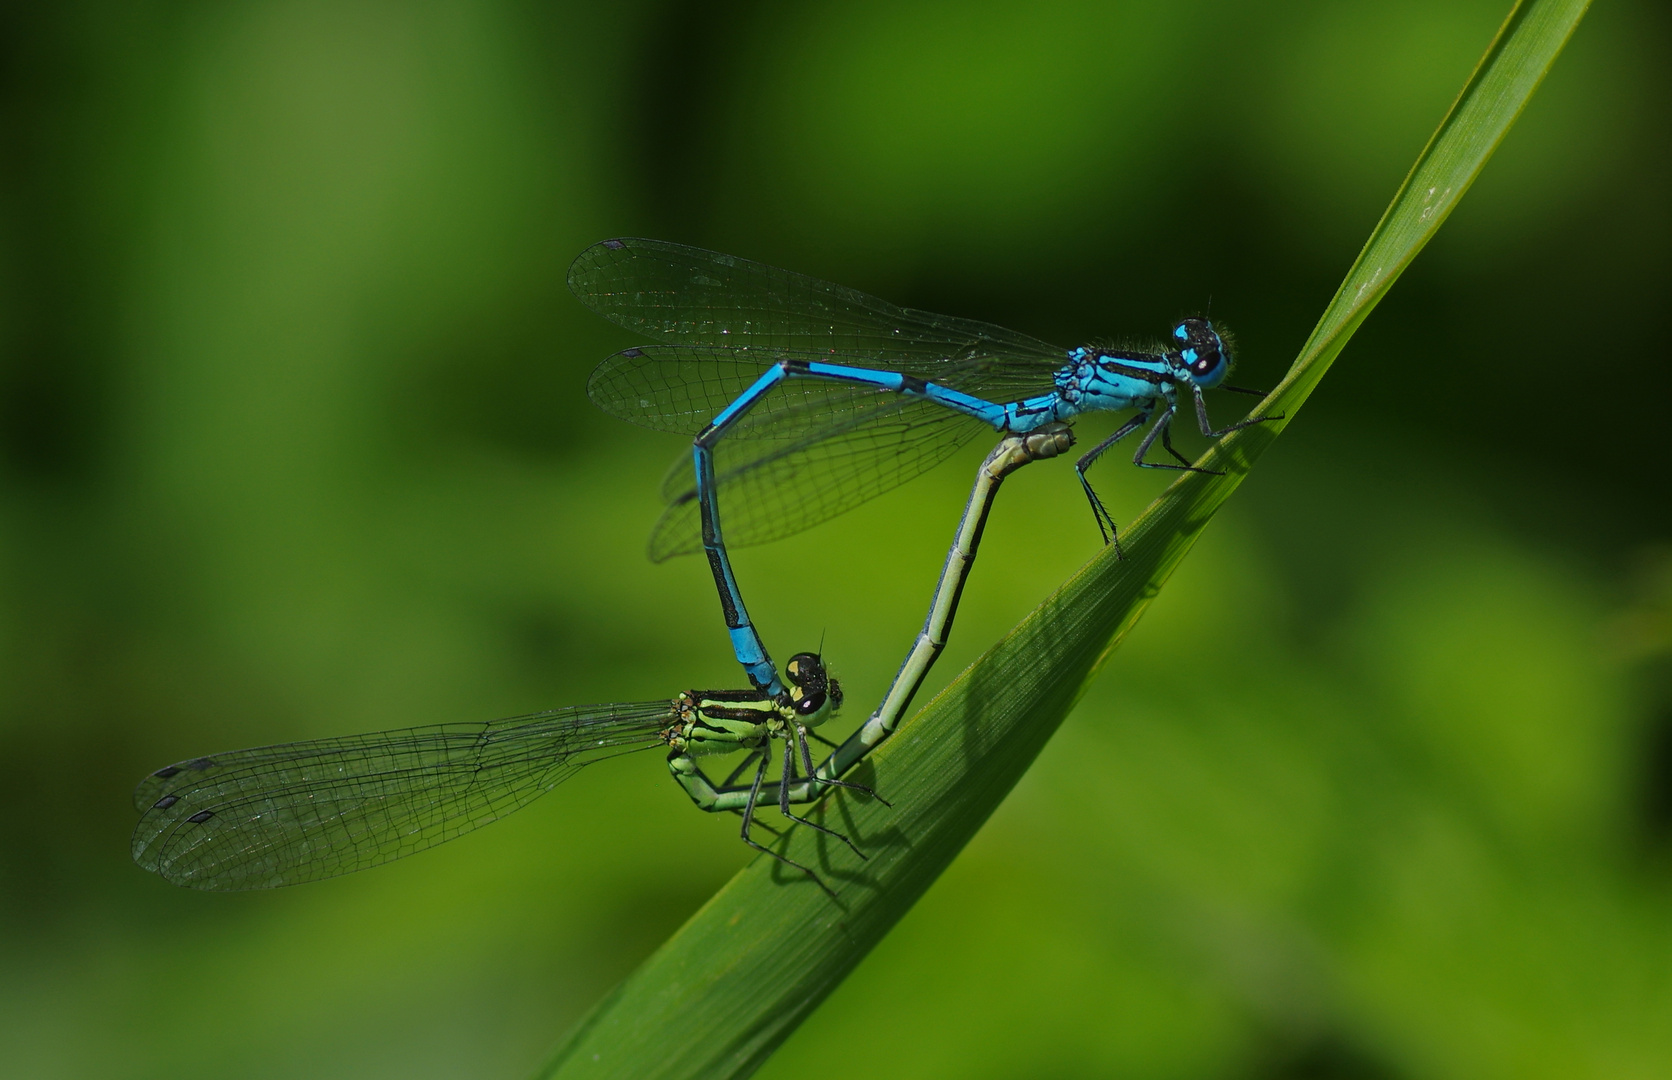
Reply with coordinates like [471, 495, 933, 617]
[1101, 362, 1167, 384]
[706, 550, 741, 626]
[695, 688, 768, 703]
[900, 375, 928, 395]
[698, 706, 769, 723]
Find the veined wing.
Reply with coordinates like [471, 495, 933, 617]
[569, 238, 1068, 400]
[648, 396, 987, 561]
[132, 702, 675, 890]
[590, 345, 914, 439]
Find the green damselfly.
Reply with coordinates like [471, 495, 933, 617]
[131, 426, 1073, 894]
[132, 652, 862, 892]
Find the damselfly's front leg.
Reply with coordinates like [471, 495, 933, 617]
[1132, 407, 1221, 476]
[794, 722, 888, 806]
[776, 731, 867, 860]
[1192, 384, 1284, 439]
[737, 746, 834, 897]
[1074, 412, 1149, 548]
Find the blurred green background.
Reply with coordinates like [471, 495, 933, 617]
[2, 1, 1669, 1077]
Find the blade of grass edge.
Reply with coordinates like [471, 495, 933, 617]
[539, 2, 1589, 1076]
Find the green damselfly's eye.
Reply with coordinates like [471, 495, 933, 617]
[784, 652, 828, 692]
[793, 690, 827, 717]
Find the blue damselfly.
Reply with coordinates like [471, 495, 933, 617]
[572, 238, 1279, 694]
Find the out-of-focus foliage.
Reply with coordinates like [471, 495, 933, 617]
[0, 2, 1666, 1079]
[545, 10, 1596, 1070]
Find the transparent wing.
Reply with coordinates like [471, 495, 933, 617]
[569, 238, 1068, 401]
[648, 396, 988, 561]
[574, 240, 1073, 553]
[587, 346, 902, 439]
[131, 701, 676, 891]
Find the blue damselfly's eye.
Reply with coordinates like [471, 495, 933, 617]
[1172, 317, 1216, 347]
[1171, 318, 1230, 384]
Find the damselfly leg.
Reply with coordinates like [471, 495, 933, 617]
[573, 239, 1284, 694]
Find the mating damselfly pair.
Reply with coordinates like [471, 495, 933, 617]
[132, 240, 1276, 895]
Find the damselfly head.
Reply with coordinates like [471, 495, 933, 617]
[1169, 317, 1233, 387]
[784, 651, 841, 724]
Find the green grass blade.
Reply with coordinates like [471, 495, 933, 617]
[538, 2, 1588, 1076]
